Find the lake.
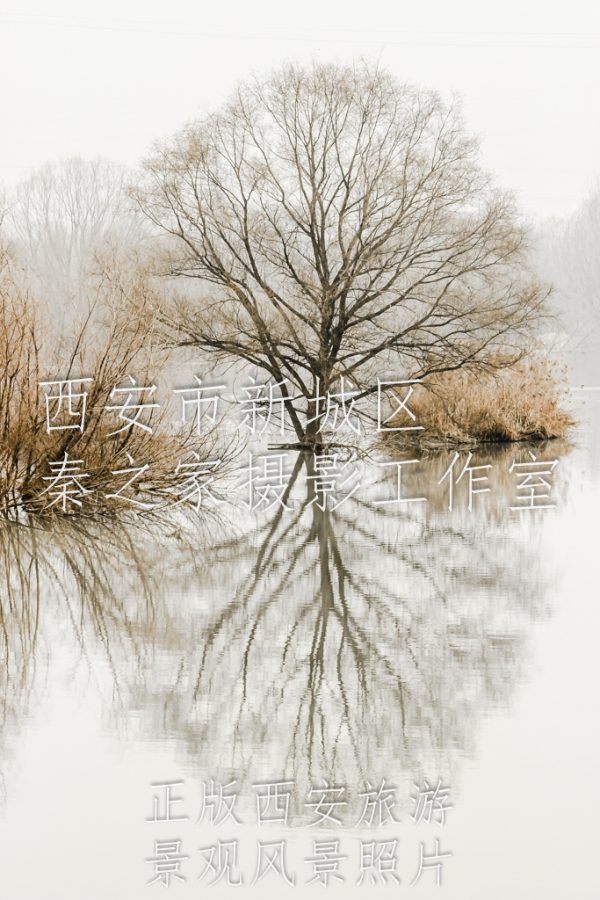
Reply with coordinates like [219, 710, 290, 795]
[0, 392, 598, 898]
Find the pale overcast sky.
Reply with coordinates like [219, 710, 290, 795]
[0, 0, 599, 221]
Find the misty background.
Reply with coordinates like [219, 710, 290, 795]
[0, 1, 598, 383]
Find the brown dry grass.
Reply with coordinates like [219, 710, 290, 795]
[383, 356, 575, 451]
[0, 245, 234, 518]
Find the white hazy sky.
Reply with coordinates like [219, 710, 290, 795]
[0, 0, 599, 222]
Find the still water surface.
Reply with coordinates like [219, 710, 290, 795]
[0, 395, 598, 898]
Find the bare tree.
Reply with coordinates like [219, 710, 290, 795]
[537, 187, 600, 345]
[134, 62, 548, 445]
[7, 157, 145, 331]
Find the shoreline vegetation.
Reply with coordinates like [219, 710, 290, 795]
[0, 249, 234, 519]
[382, 357, 575, 453]
[0, 241, 576, 520]
[0, 61, 583, 518]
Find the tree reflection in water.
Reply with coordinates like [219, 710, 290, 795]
[0, 443, 566, 819]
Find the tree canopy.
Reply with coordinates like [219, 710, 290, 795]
[134, 62, 547, 443]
